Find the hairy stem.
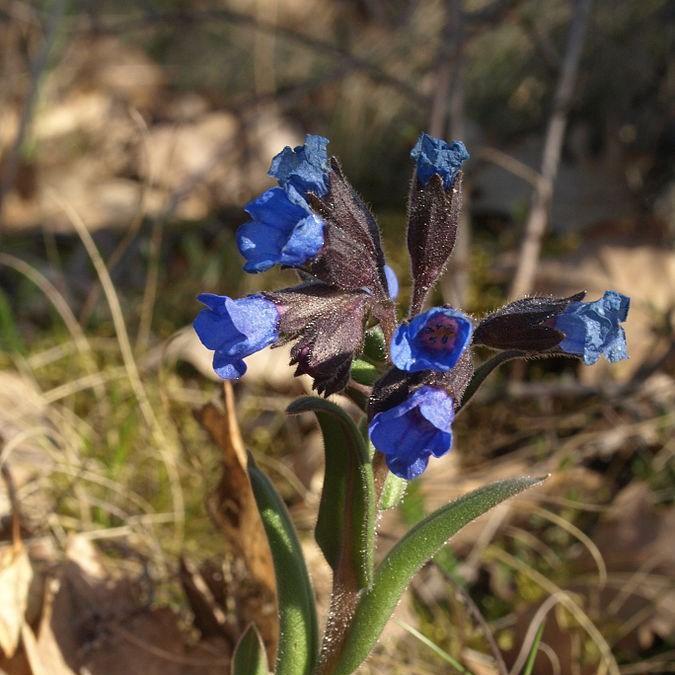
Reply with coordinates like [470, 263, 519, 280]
[456, 349, 525, 414]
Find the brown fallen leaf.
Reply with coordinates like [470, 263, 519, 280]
[0, 547, 32, 658]
[195, 382, 277, 662]
[0, 465, 33, 661]
[20, 618, 71, 675]
[20, 536, 230, 675]
[179, 557, 235, 642]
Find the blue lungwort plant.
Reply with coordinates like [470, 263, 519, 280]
[194, 132, 630, 675]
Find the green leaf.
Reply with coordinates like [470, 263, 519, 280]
[379, 472, 407, 510]
[287, 397, 375, 590]
[522, 619, 546, 675]
[248, 459, 318, 675]
[331, 475, 546, 675]
[232, 624, 269, 675]
[350, 358, 381, 386]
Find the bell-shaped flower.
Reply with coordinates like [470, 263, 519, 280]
[269, 134, 329, 197]
[391, 307, 473, 372]
[473, 292, 586, 352]
[237, 135, 329, 273]
[193, 293, 279, 379]
[369, 385, 455, 479]
[411, 132, 469, 190]
[237, 186, 324, 273]
[554, 290, 629, 365]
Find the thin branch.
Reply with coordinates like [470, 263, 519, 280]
[475, 146, 542, 187]
[443, 0, 471, 308]
[74, 6, 426, 107]
[434, 561, 509, 675]
[508, 0, 593, 300]
[0, 0, 66, 227]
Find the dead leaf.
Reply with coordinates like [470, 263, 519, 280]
[18, 536, 230, 675]
[20, 618, 72, 675]
[0, 545, 32, 659]
[179, 557, 234, 642]
[195, 382, 277, 662]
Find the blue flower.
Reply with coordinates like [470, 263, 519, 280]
[384, 264, 399, 300]
[391, 307, 473, 372]
[237, 187, 324, 273]
[269, 134, 330, 197]
[411, 133, 469, 190]
[554, 290, 630, 365]
[369, 386, 454, 479]
[237, 135, 330, 273]
[193, 293, 279, 379]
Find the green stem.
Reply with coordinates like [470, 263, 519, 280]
[456, 349, 525, 414]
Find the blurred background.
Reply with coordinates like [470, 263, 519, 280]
[0, 1, 673, 673]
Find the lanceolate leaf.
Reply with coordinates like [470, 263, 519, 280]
[330, 475, 546, 675]
[232, 624, 269, 675]
[248, 459, 318, 675]
[287, 397, 375, 590]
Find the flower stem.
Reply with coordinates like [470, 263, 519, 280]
[456, 349, 525, 414]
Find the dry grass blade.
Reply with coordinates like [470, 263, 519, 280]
[491, 547, 620, 675]
[537, 642, 561, 675]
[0, 253, 90, 356]
[48, 190, 185, 547]
[528, 504, 607, 587]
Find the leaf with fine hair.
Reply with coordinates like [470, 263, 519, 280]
[287, 397, 375, 590]
[232, 624, 268, 675]
[379, 472, 407, 510]
[248, 459, 318, 675]
[330, 475, 547, 675]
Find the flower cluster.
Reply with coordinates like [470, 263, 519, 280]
[195, 132, 630, 480]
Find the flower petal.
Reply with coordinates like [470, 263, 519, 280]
[411, 133, 469, 189]
[368, 386, 454, 479]
[193, 294, 279, 380]
[391, 307, 473, 372]
[213, 351, 247, 379]
[555, 290, 630, 365]
[238, 187, 324, 273]
[268, 134, 329, 196]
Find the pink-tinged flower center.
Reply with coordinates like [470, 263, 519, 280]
[419, 315, 460, 351]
